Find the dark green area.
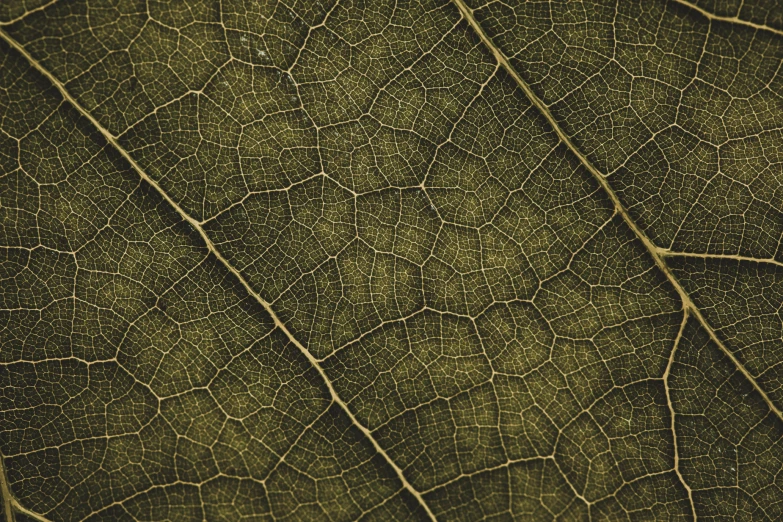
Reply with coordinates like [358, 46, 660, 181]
[1, 0, 782, 520]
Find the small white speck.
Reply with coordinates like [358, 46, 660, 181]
[240, 35, 248, 43]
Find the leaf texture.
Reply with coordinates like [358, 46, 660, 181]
[0, 0, 781, 520]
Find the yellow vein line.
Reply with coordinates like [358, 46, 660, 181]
[660, 249, 783, 268]
[671, 0, 783, 38]
[0, 28, 437, 522]
[663, 310, 696, 521]
[0, 456, 13, 522]
[0, 0, 62, 27]
[451, 0, 783, 424]
[0, 456, 51, 522]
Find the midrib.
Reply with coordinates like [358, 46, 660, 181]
[450, 0, 783, 424]
[0, 27, 438, 522]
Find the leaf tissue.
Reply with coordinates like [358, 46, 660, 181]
[1, 0, 782, 520]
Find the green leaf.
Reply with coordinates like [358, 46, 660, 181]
[1, 0, 782, 520]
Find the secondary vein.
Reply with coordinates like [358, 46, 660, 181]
[663, 310, 697, 521]
[0, 0, 62, 27]
[450, 0, 783, 424]
[671, 0, 783, 38]
[0, 27, 437, 522]
[660, 249, 783, 268]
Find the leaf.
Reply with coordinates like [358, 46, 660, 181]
[0, 0, 782, 520]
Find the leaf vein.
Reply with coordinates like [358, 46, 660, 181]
[0, 26, 438, 522]
[671, 0, 783, 37]
[450, 0, 783, 425]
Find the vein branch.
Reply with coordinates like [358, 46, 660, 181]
[450, 0, 783, 424]
[0, 27, 437, 522]
[0, 0, 62, 27]
[663, 310, 697, 521]
[670, 0, 783, 37]
[660, 249, 783, 268]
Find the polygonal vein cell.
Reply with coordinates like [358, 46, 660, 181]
[1, 0, 783, 520]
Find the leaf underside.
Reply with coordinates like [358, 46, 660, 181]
[1, 0, 782, 520]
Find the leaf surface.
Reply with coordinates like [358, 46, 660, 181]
[0, 0, 782, 520]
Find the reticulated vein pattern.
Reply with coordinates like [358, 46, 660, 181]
[0, 0, 782, 520]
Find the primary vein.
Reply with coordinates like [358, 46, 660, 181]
[0, 27, 437, 522]
[450, 0, 783, 424]
[0, 456, 51, 522]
